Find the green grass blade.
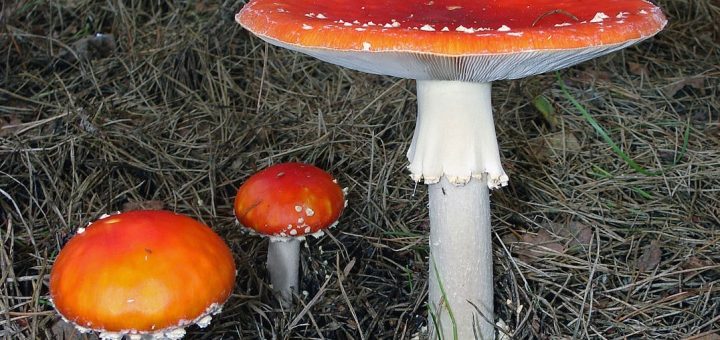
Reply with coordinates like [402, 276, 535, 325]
[555, 73, 658, 176]
[431, 254, 458, 340]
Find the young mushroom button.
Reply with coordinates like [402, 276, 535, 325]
[234, 162, 346, 307]
[237, 0, 666, 338]
[49, 210, 236, 340]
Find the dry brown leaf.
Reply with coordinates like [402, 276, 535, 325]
[57, 33, 116, 65]
[122, 200, 165, 212]
[505, 229, 566, 262]
[628, 62, 649, 77]
[684, 333, 720, 340]
[0, 116, 22, 137]
[636, 240, 662, 272]
[573, 68, 611, 83]
[529, 131, 581, 161]
[664, 76, 705, 97]
[681, 256, 715, 271]
[547, 221, 593, 248]
[195, 0, 219, 12]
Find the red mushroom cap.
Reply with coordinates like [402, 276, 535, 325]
[237, 0, 666, 82]
[234, 162, 345, 238]
[49, 210, 236, 337]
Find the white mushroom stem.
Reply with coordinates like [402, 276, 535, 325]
[428, 176, 494, 340]
[267, 238, 301, 307]
[408, 80, 507, 188]
[408, 80, 502, 339]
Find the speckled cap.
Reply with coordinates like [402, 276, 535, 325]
[236, 0, 666, 82]
[234, 162, 346, 240]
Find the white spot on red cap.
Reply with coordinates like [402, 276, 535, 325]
[616, 12, 629, 19]
[441, 27, 449, 31]
[420, 24, 435, 31]
[590, 12, 610, 23]
[290, 229, 298, 236]
[456, 25, 473, 33]
[304, 226, 311, 234]
[446, 6, 462, 10]
[316, 13, 327, 19]
[497, 25, 511, 32]
[639, 9, 648, 14]
[554, 22, 572, 27]
[294, 205, 303, 212]
[302, 24, 313, 30]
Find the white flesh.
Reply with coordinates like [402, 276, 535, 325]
[428, 176, 494, 340]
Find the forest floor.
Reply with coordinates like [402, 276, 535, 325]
[1, 0, 718, 339]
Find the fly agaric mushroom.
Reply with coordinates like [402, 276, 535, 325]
[50, 210, 236, 340]
[236, 1, 666, 338]
[234, 162, 345, 307]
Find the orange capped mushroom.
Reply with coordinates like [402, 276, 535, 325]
[234, 162, 345, 238]
[49, 210, 236, 339]
[234, 162, 345, 306]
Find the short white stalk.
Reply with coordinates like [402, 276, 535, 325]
[428, 176, 494, 340]
[408, 80, 507, 189]
[267, 238, 301, 307]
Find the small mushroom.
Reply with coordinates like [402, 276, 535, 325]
[234, 162, 345, 307]
[49, 210, 236, 340]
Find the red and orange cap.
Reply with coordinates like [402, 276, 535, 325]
[234, 162, 345, 239]
[237, 0, 667, 82]
[50, 210, 236, 338]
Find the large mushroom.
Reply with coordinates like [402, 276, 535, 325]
[234, 162, 346, 307]
[49, 210, 236, 340]
[236, 1, 666, 338]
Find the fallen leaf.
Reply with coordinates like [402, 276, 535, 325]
[122, 200, 165, 212]
[628, 62, 649, 77]
[546, 221, 593, 248]
[636, 240, 662, 272]
[195, 0, 219, 12]
[55, 33, 116, 67]
[0, 116, 22, 137]
[664, 76, 705, 97]
[681, 256, 715, 271]
[505, 229, 566, 262]
[572, 68, 611, 84]
[528, 131, 581, 161]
